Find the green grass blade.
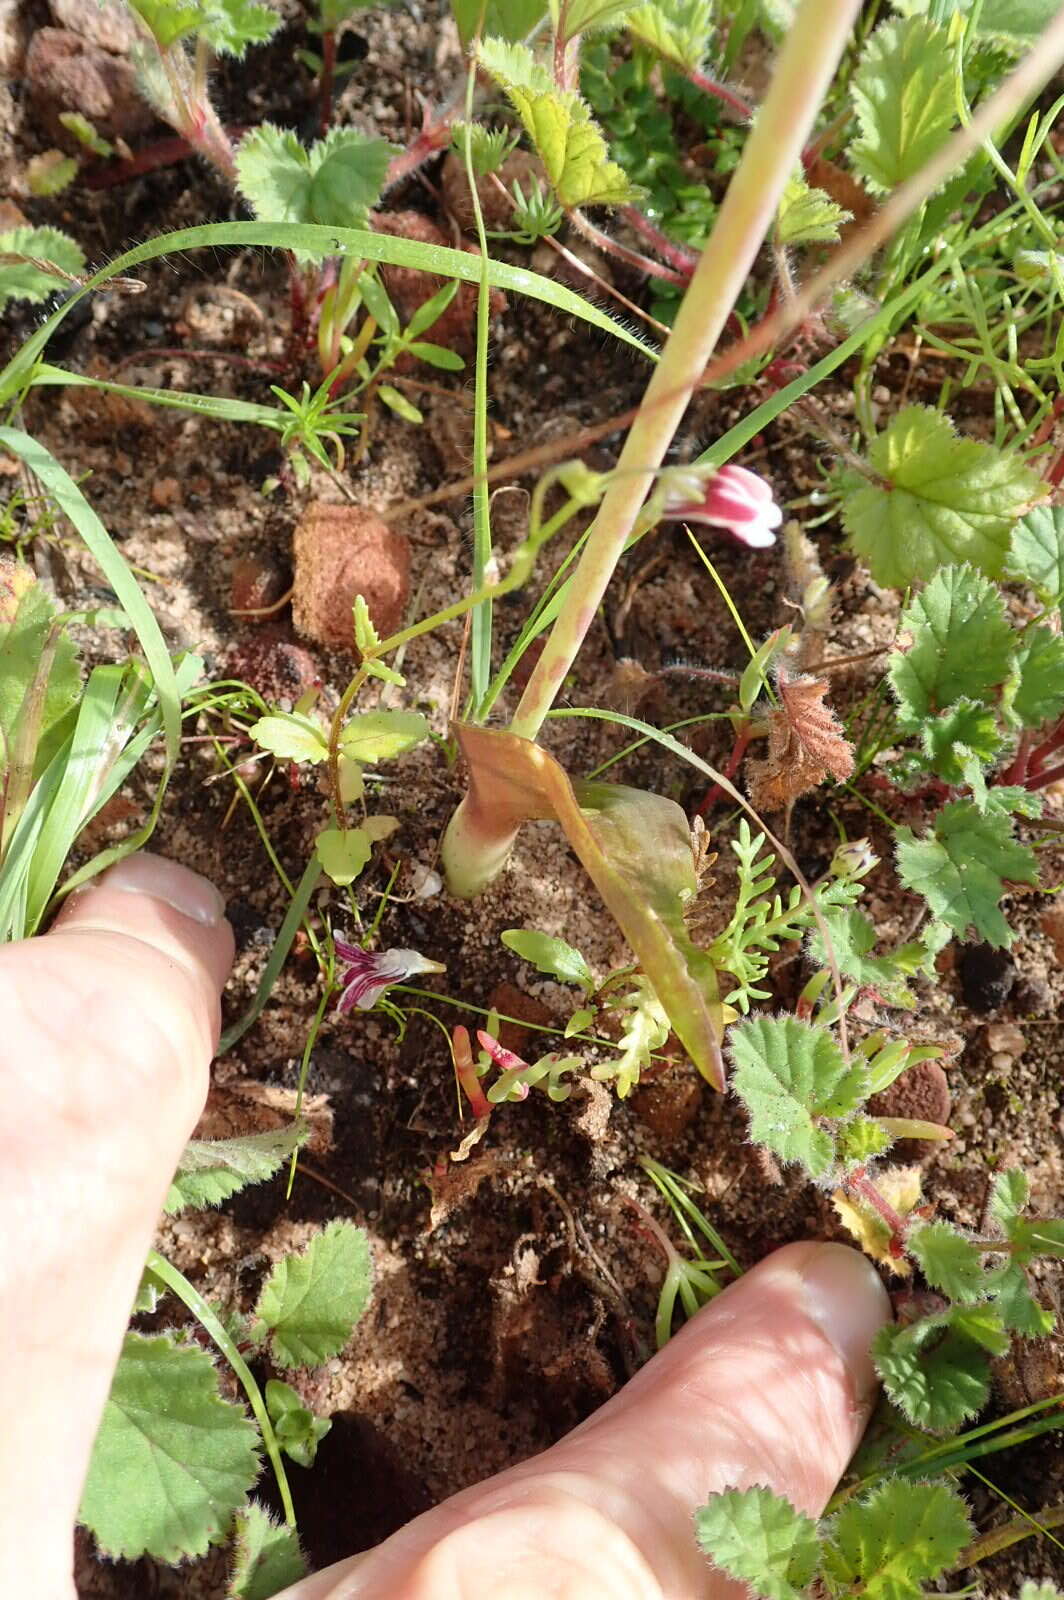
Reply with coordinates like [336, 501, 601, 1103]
[0, 429, 182, 770]
[30, 365, 285, 429]
[0, 221, 657, 402]
[219, 856, 324, 1054]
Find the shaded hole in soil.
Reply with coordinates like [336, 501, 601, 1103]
[257, 1413, 433, 1568]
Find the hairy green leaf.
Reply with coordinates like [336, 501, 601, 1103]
[839, 408, 1046, 587]
[838, 1115, 893, 1166]
[1009, 624, 1064, 728]
[1007, 504, 1064, 603]
[808, 906, 936, 1008]
[872, 1306, 1006, 1431]
[236, 126, 396, 234]
[0, 226, 86, 311]
[80, 1332, 259, 1561]
[894, 0, 1061, 45]
[338, 709, 430, 763]
[501, 928, 596, 992]
[896, 799, 1037, 947]
[694, 1485, 820, 1600]
[851, 17, 957, 192]
[128, 0, 281, 53]
[907, 1221, 997, 1302]
[551, 0, 635, 39]
[729, 1015, 868, 1179]
[477, 38, 642, 207]
[822, 1478, 971, 1599]
[452, 0, 548, 43]
[626, 0, 713, 69]
[888, 565, 1013, 731]
[993, 1263, 1055, 1337]
[920, 700, 1004, 784]
[252, 1220, 373, 1368]
[776, 171, 851, 247]
[166, 1123, 309, 1214]
[228, 1503, 308, 1600]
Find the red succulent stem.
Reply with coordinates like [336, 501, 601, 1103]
[319, 29, 337, 137]
[453, 1025, 491, 1119]
[83, 128, 247, 188]
[1002, 729, 1034, 786]
[1025, 713, 1064, 779]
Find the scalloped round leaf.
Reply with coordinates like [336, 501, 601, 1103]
[822, 1478, 971, 1597]
[1006, 503, 1064, 603]
[252, 1220, 373, 1368]
[871, 1308, 1003, 1431]
[906, 1221, 997, 1303]
[79, 1332, 260, 1562]
[729, 1014, 869, 1179]
[888, 564, 1013, 730]
[840, 408, 1046, 587]
[896, 799, 1037, 949]
[694, 1485, 820, 1600]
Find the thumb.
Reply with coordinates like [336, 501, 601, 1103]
[284, 1241, 891, 1600]
[0, 853, 234, 1599]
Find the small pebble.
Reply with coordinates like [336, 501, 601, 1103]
[986, 1022, 1025, 1057]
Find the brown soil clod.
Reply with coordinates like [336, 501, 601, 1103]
[292, 502, 411, 652]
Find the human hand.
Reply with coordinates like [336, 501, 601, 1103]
[0, 853, 891, 1600]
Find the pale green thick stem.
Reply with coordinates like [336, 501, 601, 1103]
[442, 0, 861, 896]
[510, 0, 860, 744]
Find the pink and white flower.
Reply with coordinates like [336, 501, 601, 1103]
[335, 939, 445, 1013]
[664, 463, 782, 548]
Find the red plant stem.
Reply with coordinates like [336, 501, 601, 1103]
[383, 110, 456, 191]
[1002, 728, 1034, 786]
[319, 29, 336, 136]
[566, 208, 690, 286]
[696, 720, 754, 817]
[1024, 755, 1064, 793]
[620, 206, 699, 278]
[1028, 388, 1064, 451]
[83, 129, 247, 189]
[1026, 713, 1064, 776]
[685, 64, 755, 124]
[847, 1169, 907, 1259]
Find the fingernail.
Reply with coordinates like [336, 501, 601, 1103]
[799, 1243, 892, 1408]
[96, 852, 227, 927]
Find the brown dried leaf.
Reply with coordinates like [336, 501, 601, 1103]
[746, 670, 855, 810]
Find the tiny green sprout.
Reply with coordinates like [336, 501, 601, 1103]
[268, 379, 365, 477]
[495, 175, 564, 246]
[452, 121, 519, 176]
[635, 1159, 739, 1348]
